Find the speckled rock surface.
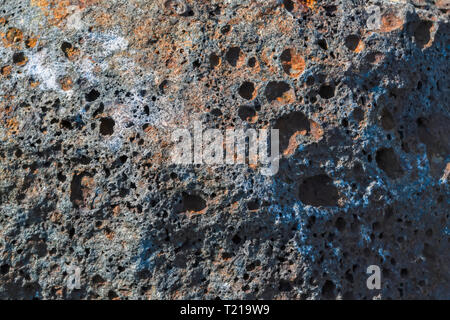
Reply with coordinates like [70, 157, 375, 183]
[0, 0, 449, 299]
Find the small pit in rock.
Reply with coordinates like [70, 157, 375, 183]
[238, 81, 255, 100]
[225, 47, 241, 67]
[99, 117, 115, 136]
[182, 193, 206, 213]
[238, 105, 257, 122]
[344, 35, 362, 52]
[318, 84, 335, 99]
[265, 81, 291, 103]
[298, 174, 339, 207]
[274, 111, 310, 154]
[376, 147, 404, 179]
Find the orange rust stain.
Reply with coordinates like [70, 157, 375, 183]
[31, 0, 70, 26]
[81, 175, 95, 189]
[31, 0, 102, 27]
[62, 46, 80, 61]
[380, 13, 404, 32]
[131, 20, 156, 49]
[55, 287, 63, 296]
[184, 206, 208, 218]
[283, 131, 305, 156]
[1, 65, 12, 77]
[3, 27, 23, 48]
[354, 39, 365, 53]
[421, 23, 437, 49]
[30, 80, 40, 88]
[284, 0, 317, 14]
[289, 54, 305, 76]
[77, 0, 102, 9]
[298, 0, 316, 9]
[276, 90, 295, 105]
[112, 205, 120, 217]
[94, 12, 113, 28]
[310, 120, 324, 141]
[436, 0, 450, 10]
[261, 48, 278, 75]
[230, 202, 239, 211]
[5, 117, 19, 135]
[281, 48, 305, 77]
[59, 76, 73, 91]
[50, 211, 62, 223]
[104, 228, 115, 240]
[441, 163, 450, 182]
[25, 37, 38, 48]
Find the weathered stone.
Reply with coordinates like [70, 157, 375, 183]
[0, 0, 448, 300]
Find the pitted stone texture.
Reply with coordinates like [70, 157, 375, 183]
[0, 0, 449, 299]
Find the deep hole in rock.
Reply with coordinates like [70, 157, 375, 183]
[417, 115, 450, 158]
[12, 52, 26, 65]
[225, 47, 240, 67]
[182, 193, 206, 212]
[335, 217, 346, 231]
[353, 107, 364, 123]
[99, 117, 115, 136]
[248, 57, 256, 67]
[322, 280, 335, 299]
[238, 105, 256, 122]
[220, 25, 231, 34]
[366, 51, 383, 64]
[92, 274, 105, 285]
[159, 80, 170, 94]
[280, 48, 305, 77]
[108, 290, 118, 300]
[232, 234, 241, 244]
[280, 49, 292, 64]
[210, 108, 222, 116]
[209, 53, 220, 68]
[274, 111, 310, 152]
[264, 81, 291, 102]
[380, 108, 395, 131]
[238, 81, 255, 100]
[86, 89, 100, 102]
[344, 35, 361, 51]
[306, 76, 315, 86]
[298, 174, 339, 207]
[61, 41, 76, 58]
[0, 264, 10, 275]
[376, 147, 404, 179]
[70, 173, 84, 205]
[414, 20, 433, 48]
[279, 280, 292, 292]
[324, 5, 337, 15]
[60, 119, 73, 130]
[247, 200, 259, 210]
[318, 39, 328, 50]
[283, 0, 294, 12]
[318, 84, 335, 99]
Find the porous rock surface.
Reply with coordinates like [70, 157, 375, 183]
[0, 0, 449, 299]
